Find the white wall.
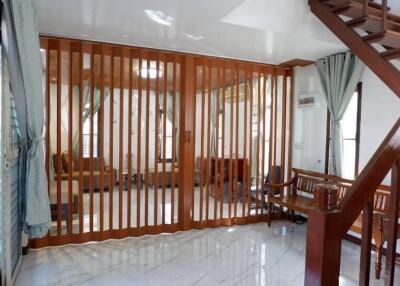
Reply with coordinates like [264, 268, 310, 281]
[292, 64, 400, 184]
[292, 65, 328, 173]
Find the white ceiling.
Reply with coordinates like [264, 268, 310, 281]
[34, 0, 349, 65]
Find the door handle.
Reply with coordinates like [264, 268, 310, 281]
[185, 131, 191, 143]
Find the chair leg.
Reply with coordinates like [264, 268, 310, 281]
[267, 202, 273, 227]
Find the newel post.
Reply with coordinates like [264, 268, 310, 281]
[305, 183, 342, 286]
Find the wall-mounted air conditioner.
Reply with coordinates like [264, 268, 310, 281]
[298, 93, 320, 108]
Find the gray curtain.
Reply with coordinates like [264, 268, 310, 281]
[210, 89, 219, 157]
[251, 78, 264, 179]
[317, 51, 364, 176]
[3, 0, 51, 238]
[72, 86, 109, 158]
[160, 92, 179, 159]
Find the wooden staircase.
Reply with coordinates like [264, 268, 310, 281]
[306, 0, 400, 285]
[310, 0, 400, 98]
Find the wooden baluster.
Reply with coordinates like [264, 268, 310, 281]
[382, 0, 387, 32]
[363, 0, 368, 17]
[99, 47, 105, 235]
[200, 60, 205, 223]
[359, 199, 373, 286]
[384, 160, 400, 286]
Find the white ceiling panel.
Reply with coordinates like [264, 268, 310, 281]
[34, 0, 347, 64]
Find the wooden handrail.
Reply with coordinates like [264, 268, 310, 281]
[337, 118, 400, 236]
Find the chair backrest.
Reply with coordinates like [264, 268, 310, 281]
[373, 185, 391, 215]
[292, 168, 353, 199]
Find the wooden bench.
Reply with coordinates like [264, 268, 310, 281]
[266, 168, 396, 279]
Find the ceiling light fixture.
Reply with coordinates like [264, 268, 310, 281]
[145, 9, 174, 26]
[185, 33, 204, 40]
[137, 68, 163, 79]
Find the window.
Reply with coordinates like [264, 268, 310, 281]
[82, 112, 98, 158]
[159, 110, 174, 162]
[325, 82, 362, 179]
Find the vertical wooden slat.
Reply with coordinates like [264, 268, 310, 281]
[56, 43, 62, 238]
[137, 52, 143, 229]
[287, 73, 295, 181]
[145, 57, 150, 228]
[261, 72, 267, 215]
[154, 53, 160, 226]
[242, 69, 248, 218]
[280, 74, 287, 196]
[273, 75, 278, 183]
[99, 47, 105, 234]
[118, 51, 125, 231]
[220, 63, 226, 220]
[248, 68, 253, 217]
[89, 49, 95, 234]
[199, 60, 205, 222]
[214, 63, 219, 221]
[234, 64, 239, 219]
[45, 42, 50, 239]
[267, 73, 275, 215]
[256, 71, 261, 214]
[162, 55, 167, 226]
[171, 56, 177, 224]
[67, 44, 73, 236]
[109, 49, 115, 231]
[228, 62, 234, 219]
[206, 63, 211, 222]
[127, 50, 133, 229]
[79, 44, 84, 235]
[191, 62, 197, 222]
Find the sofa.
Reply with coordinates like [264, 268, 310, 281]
[54, 154, 116, 192]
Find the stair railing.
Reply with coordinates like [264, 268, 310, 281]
[304, 118, 400, 286]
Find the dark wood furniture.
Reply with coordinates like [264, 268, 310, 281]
[268, 168, 399, 280]
[55, 156, 116, 192]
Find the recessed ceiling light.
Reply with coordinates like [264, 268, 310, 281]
[145, 9, 174, 26]
[185, 33, 204, 40]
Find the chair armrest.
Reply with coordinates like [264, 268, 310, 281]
[266, 177, 296, 188]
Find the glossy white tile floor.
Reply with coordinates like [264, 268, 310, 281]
[16, 222, 399, 286]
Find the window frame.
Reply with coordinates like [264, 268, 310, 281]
[324, 82, 362, 178]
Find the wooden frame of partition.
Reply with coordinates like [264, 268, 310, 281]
[30, 36, 293, 248]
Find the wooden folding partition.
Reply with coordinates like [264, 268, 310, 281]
[190, 57, 292, 228]
[30, 36, 292, 248]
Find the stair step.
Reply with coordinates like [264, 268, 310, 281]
[330, 1, 400, 24]
[362, 30, 400, 48]
[331, 3, 351, 14]
[346, 16, 368, 28]
[362, 32, 386, 43]
[380, 48, 400, 60]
